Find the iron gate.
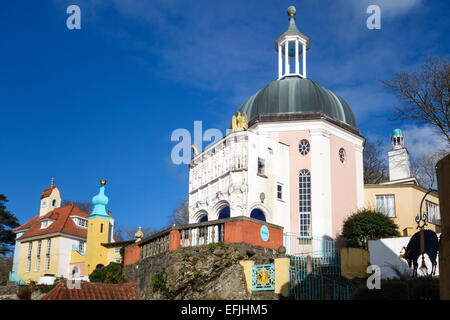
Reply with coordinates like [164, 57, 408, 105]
[284, 233, 351, 300]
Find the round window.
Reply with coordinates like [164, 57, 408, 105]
[339, 148, 346, 163]
[298, 139, 310, 156]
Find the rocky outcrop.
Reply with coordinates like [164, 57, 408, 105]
[127, 243, 284, 300]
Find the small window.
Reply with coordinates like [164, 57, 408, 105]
[114, 247, 121, 254]
[339, 148, 346, 163]
[376, 195, 395, 217]
[426, 201, 439, 225]
[100, 224, 103, 233]
[257, 158, 265, 175]
[277, 184, 283, 200]
[79, 241, 85, 252]
[41, 200, 47, 208]
[298, 139, 310, 156]
[52, 200, 57, 206]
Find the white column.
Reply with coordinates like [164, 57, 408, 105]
[284, 41, 289, 76]
[295, 39, 299, 75]
[278, 44, 282, 79]
[355, 144, 364, 210]
[302, 43, 306, 78]
[309, 128, 332, 241]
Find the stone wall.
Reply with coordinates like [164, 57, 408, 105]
[125, 243, 285, 300]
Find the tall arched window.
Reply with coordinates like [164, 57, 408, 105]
[299, 169, 311, 237]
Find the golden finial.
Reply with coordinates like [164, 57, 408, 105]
[135, 226, 144, 242]
[100, 179, 106, 186]
[108, 210, 111, 216]
[51, 177, 54, 186]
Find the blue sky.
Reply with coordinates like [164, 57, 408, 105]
[1, 0, 449, 232]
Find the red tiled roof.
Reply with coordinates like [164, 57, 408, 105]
[40, 186, 58, 199]
[41, 281, 137, 300]
[14, 205, 90, 241]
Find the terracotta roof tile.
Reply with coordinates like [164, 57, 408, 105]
[40, 186, 58, 199]
[15, 205, 90, 241]
[41, 281, 137, 300]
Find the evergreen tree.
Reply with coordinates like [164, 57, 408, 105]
[0, 194, 20, 255]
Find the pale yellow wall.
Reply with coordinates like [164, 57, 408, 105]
[85, 217, 110, 275]
[239, 260, 254, 293]
[70, 250, 85, 264]
[274, 257, 290, 297]
[106, 247, 122, 264]
[17, 237, 61, 283]
[364, 184, 440, 234]
[340, 247, 370, 279]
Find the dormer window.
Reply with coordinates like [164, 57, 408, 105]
[41, 220, 53, 229]
[72, 217, 88, 229]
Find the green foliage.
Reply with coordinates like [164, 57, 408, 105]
[342, 209, 401, 249]
[352, 277, 439, 300]
[36, 277, 64, 294]
[88, 262, 124, 284]
[208, 243, 219, 252]
[151, 273, 166, 290]
[0, 194, 20, 255]
[183, 253, 192, 261]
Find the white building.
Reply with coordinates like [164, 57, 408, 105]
[188, 7, 365, 245]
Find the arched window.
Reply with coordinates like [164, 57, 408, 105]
[95, 264, 104, 270]
[72, 266, 79, 278]
[218, 206, 230, 220]
[250, 209, 266, 222]
[299, 170, 311, 237]
[199, 215, 208, 223]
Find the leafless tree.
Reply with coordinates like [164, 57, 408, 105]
[363, 140, 389, 184]
[167, 197, 189, 227]
[61, 200, 93, 212]
[411, 149, 450, 189]
[382, 56, 450, 144]
[113, 224, 159, 242]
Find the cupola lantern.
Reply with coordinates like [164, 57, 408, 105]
[275, 6, 310, 79]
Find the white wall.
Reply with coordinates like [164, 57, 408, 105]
[369, 235, 440, 279]
[58, 237, 81, 278]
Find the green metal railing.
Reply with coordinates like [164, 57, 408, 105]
[284, 233, 351, 300]
[289, 268, 350, 300]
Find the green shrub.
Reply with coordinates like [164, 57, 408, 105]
[151, 273, 166, 291]
[208, 243, 219, 252]
[183, 253, 192, 261]
[89, 262, 124, 284]
[353, 280, 408, 300]
[408, 277, 440, 300]
[342, 209, 401, 249]
[352, 278, 440, 300]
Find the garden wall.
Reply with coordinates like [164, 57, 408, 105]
[368, 236, 440, 279]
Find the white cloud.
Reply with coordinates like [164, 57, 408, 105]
[403, 124, 449, 159]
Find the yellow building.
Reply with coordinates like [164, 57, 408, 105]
[364, 182, 440, 236]
[10, 180, 124, 284]
[363, 129, 441, 236]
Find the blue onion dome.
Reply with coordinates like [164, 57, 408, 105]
[90, 179, 109, 218]
[237, 77, 358, 130]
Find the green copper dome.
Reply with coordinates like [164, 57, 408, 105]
[237, 77, 357, 129]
